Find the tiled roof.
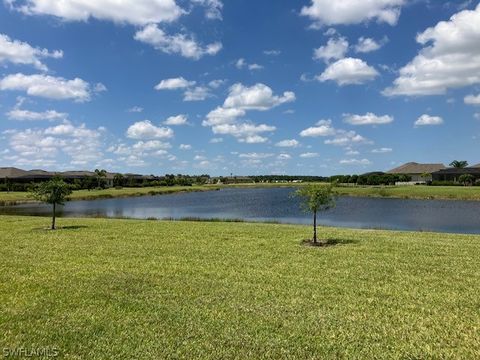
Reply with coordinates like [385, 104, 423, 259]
[387, 162, 446, 174]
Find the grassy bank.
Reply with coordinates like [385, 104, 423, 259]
[1, 216, 479, 358]
[0, 185, 219, 206]
[217, 183, 480, 201]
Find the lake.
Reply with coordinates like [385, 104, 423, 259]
[1, 187, 479, 234]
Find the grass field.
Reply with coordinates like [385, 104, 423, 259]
[0, 185, 219, 206]
[1, 216, 480, 358]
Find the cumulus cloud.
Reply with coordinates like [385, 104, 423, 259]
[202, 83, 293, 143]
[325, 130, 371, 147]
[372, 147, 393, 153]
[343, 112, 394, 125]
[414, 114, 444, 127]
[355, 36, 388, 53]
[313, 37, 349, 63]
[384, 4, 480, 96]
[8, 0, 184, 25]
[134, 24, 222, 60]
[0, 33, 62, 71]
[235, 58, 264, 71]
[301, 0, 405, 27]
[6, 108, 67, 121]
[191, 0, 223, 20]
[155, 77, 196, 90]
[163, 114, 188, 126]
[300, 152, 319, 158]
[317, 58, 378, 85]
[223, 83, 295, 110]
[179, 144, 192, 150]
[340, 158, 372, 165]
[465, 94, 480, 105]
[127, 106, 143, 113]
[5, 120, 104, 166]
[275, 139, 300, 148]
[126, 120, 174, 139]
[300, 119, 336, 137]
[0, 73, 92, 102]
[183, 86, 212, 101]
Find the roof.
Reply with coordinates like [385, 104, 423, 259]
[433, 167, 480, 175]
[387, 162, 446, 175]
[0, 167, 29, 178]
[471, 163, 480, 168]
[0, 167, 147, 180]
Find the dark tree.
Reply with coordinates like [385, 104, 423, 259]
[450, 160, 469, 168]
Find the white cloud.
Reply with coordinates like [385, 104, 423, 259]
[300, 119, 336, 137]
[340, 158, 372, 165]
[8, 0, 183, 25]
[277, 153, 291, 160]
[300, 152, 319, 158]
[132, 140, 171, 151]
[6, 108, 67, 121]
[465, 94, 480, 105]
[223, 83, 295, 111]
[325, 130, 371, 147]
[134, 24, 222, 60]
[208, 79, 226, 88]
[355, 37, 387, 53]
[372, 147, 393, 153]
[126, 120, 174, 139]
[183, 86, 212, 101]
[127, 106, 143, 113]
[163, 114, 188, 126]
[384, 4, 480, 96]
[211, 123, 275, 143]
[414, 114, 444, 127]
[210, 137, 223, 143]
[5, 120, 104, 166]
[179, 144, 192, 150]
[275, 139, 299, 148]
[239, 153, 274, 159]
[191, 0, 223, 20]
[264, 50, 281, 56]
[0, 73, 91, 102]
[343, 112, 394, 125]
[0, 33, 62, 71]
[317, 58, 378, 85]
[235, 58, 263, 71]
[313, 37, 349, 63]
[203, 107, 246, 126]
[301, 0, 405, 27]
[155, 77, 196, 90]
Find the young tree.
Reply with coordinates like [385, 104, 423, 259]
[450, 160, 469, 168]
[31, 178, 72, 230]
[420, 173, 431, 183]
[295, 184, 336, 245]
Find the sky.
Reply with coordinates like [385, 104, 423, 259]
[0, 0, 479, 176]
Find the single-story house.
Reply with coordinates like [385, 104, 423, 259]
[387, 162, 446, 182]
[432, 167, 480, 183]
[0, 167, 156, 188]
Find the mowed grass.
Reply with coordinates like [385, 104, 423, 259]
[0, 185, 219, 205]
[1, 216, 480, 358]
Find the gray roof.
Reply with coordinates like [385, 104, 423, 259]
[472, 163, 480, 168]
[0, 167, 29, 178]
[387, 162, 446, 175]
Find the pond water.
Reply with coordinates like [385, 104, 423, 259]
[1, 187, 479, 234]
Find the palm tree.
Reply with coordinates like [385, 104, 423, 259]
[458, 174, 475, 186]
[449, 160, 469, 168]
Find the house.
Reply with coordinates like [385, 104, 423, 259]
[387, 162, 446, 182]
[432, 167, 480, 183]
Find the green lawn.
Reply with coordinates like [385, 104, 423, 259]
[1, 216, 480, 358]
[0, 185, 219, 205]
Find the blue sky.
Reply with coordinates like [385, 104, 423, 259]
[0, 0, 479, 176]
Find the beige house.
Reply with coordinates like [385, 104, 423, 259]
[387, 162, 446, 183]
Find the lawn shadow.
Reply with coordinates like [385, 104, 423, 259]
[301, 238, 359, 248]
[33, 225, 89, 231]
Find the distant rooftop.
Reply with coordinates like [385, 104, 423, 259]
[387, 162, 446, 174]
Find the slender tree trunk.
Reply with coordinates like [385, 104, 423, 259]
[52, 202, 56, 230]
[313, 210, 317, 244]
